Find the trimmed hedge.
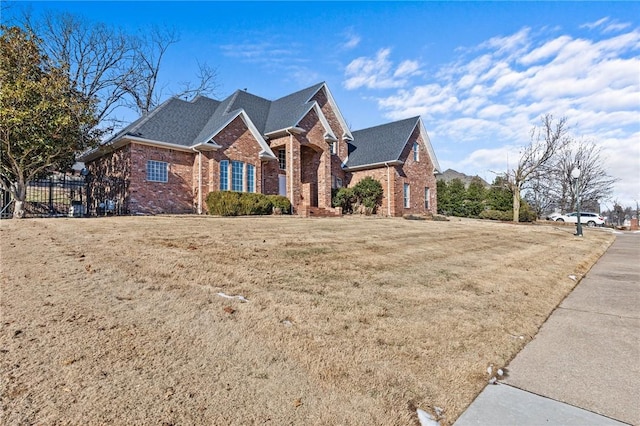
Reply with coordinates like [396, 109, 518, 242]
[205, 191, 291, 216]
[478, 205, 537, 222]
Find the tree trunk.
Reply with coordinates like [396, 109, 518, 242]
[11, 181, 26, 219]
[512, 187, 521, 223]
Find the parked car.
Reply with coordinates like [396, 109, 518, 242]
[555, 212, 605, 227]
[546, 212, 563, 221]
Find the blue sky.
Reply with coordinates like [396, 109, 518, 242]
[4, 1, 640, 207]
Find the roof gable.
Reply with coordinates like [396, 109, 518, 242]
[264, 82, 325, 134]
[346, 117, 420, 169]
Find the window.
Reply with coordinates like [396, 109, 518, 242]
[336, 177, 343, 188]
[219, 160, 229, 190]
[413, 141, 419, 162]
[146, 160, 168, 182]
[232, 161, 244, 192]
[424, 187, 430, 209]
[331, 141, 337, 155]
[404, 183, 410, 208]
[247, 164, 255, 193]
[278, 149, 286, 170]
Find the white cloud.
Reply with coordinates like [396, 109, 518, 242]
[580, 17, 610, 30]
[394, 60, 421, 78]
[581, 17, 632, 34]
[341, 29, 361, 50]
[344, 48, 421, 90]
[359, 25, 639, 205]
[480, 27, 531, 57]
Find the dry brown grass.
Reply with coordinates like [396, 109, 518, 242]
[0, 216, 614, 425]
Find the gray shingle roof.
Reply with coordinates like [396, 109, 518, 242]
[346, 116, 420, 168]
[265, 82, 325, 134]
[111, 83, 327, 147]
[110, 96, 219, 147]
[97, 83, 436, 172]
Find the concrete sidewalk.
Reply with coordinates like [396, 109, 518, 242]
[455, 232, 640, 426]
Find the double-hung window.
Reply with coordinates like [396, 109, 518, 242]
[413, 141, 419, 162]
[219, 160, 229, 190]
[278, 149, 286, 170]
[146, 160, 168, 182]
[247, 164, 255, 193]
[404, 183, 410, 208]
[424, 187, 430, 209]
[232, 161, 244, 192]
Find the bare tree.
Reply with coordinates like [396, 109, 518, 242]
[22, 10, 219, 127]
[505, 114, 571, 222]
[23, 11, 134, 131]
[123, 27, 219, 116]
[553, 139, 616, 212]
[122, 26, 177, 116]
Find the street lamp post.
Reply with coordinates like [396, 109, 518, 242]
[572, 167, 583, 237]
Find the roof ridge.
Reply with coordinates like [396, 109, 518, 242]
[223, 91, 242, 115]
[353, 115, 420, 133]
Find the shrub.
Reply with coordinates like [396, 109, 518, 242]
[332, 187, 356, 213]
[478, 206, 537, 222]
[240, 193, 272, 215]
[206, 191, 291, 216]
[353, 177, 383, 212]
[479, 209, 512, 221]
[206, 191, 243, 216]
[266, 195, 291, 214]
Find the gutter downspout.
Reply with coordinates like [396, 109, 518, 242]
[286, 129, 294, 210]
[385, 162, 391, 217]
[192, 148, 203, 215]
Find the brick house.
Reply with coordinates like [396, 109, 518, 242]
[80, 82, 440, 216]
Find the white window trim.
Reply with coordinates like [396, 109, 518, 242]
[247, 164, 255, 193]
[424, 187, 430, 209]
[404, 183, 410, 208]
[231, 160, 244, 192]
[413, 141, 420, 162]
[220, 160, 229, 191]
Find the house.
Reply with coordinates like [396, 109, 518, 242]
[80, 82, 441, 217]
[437, 169, 490, 188]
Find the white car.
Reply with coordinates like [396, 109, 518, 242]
[555, 212, 605, 227]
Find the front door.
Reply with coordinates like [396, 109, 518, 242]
[278, 174, 286, 196]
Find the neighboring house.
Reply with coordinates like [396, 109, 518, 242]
[80, 82, 441, 217]
[437, 169, 490, 188]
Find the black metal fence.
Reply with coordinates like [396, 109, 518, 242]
[0, 174, 127, 218]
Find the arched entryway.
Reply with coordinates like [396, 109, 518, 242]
[300, 144, 322, 208]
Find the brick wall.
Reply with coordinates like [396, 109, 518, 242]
[202, 115, 280, 212]
[393, 125, 438, 215]
[298, 109, 332, 209]
[349, 167, 395, 216]
[310, 88, 349, 190]
[129, 143, 195, 214]
[347, 125, 438, 217]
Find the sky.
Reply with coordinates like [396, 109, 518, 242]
[4, 1, 640, 208]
